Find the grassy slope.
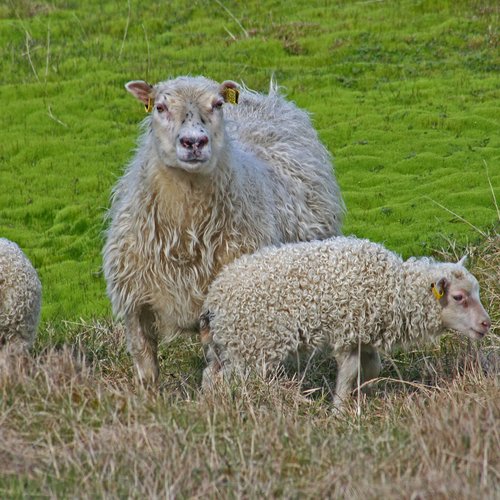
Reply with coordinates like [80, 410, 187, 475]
[0, 0, 498, 322]
[0, 1, 499, 497]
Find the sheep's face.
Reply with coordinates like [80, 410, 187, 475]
[126, 77, 238, 174]
[435, 265, 491, 340]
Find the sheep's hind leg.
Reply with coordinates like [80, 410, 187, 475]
[202, 345, 233, 391]
[202, 347, 222, 390]
[126, 306, 159, 386]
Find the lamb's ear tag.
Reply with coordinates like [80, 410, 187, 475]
[223, 87, 239, 105]
[431, 283, 444, 300]
[145, 97, 153, 113]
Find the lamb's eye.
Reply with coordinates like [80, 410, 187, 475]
[452, 294, 464, 302]
[156, 103, 167, 113]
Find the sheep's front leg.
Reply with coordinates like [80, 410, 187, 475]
[360, 344, 381, 383]
[333, 345, 381, 410]
[125, 306, 159, 386]
[333, 348, 360, 409]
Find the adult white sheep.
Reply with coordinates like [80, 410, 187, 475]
[200, 236, 491, 408]
[103, 76, 345, 384]
[0, 238, 42, 350]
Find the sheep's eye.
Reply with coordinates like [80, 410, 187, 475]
[452, 294, 464, 302]
[156, 103, 167, 113]
[212, 99, 224, 111]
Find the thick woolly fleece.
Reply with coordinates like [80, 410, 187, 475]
[0, 238, 42, 348]
[103, 76, 344, 333]
[202, 236, 472, 368]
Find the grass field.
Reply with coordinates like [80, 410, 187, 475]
[0, 0, 499, 497]
[1, 0, 498, 322]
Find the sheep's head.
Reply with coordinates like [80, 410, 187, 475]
[125, 77, 239, 174]
[432, 259, 491, 340]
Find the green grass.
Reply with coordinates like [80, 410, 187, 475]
[0, 2, 499, 494]
[1, 0, 498, 322]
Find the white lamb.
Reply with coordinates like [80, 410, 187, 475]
[200, 236, 491, 407]
[0, 238, 42, 350]
[103, 76, 345, 384]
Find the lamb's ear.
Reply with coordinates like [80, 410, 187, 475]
[457, 255, 468, 267]
[219, 80, 239, 104]
[431, 277, 448, 300]
[125, 80, 154, 106]
[437, 277, 449, 292]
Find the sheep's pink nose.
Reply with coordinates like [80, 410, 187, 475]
[180, 135, 208, 150]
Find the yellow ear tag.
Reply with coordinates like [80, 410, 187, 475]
[431, 283, 444, 300]
[223, 87, 239, 105]
[145, 97, 153, 113]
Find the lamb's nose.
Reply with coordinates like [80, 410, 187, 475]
[481, 319, 491, 331]
[180, 135, 208, 150]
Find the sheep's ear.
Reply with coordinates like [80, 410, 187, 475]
[125, 80, 154, 105]
[457, 255, 467, 267]
[431, 277, 448, 300]
[437, 277, 448, 291]
[220, 80, 239, 104]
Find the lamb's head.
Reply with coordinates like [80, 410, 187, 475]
[431, 259, 491, 340]
[125, 76, 239, 174]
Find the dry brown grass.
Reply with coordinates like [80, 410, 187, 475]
[0, 234, 498, 497]
[0, 341, 498, 498]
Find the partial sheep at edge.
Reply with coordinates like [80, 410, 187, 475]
[0, 238, 42, 350]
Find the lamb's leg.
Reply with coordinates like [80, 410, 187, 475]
[125, 306, 159, 386]
[360, 344, 381, 383]
[333, 348, 360, 409]
[202, 345, 222, 390]
[333, 345, 381, 410]
[202, 343, 233, 390]
[202, 361, 218, 390]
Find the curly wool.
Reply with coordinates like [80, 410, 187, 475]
[103, 77, 345, 333]
[202, 236, 471, 368]
[0, 238, 42, 348]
